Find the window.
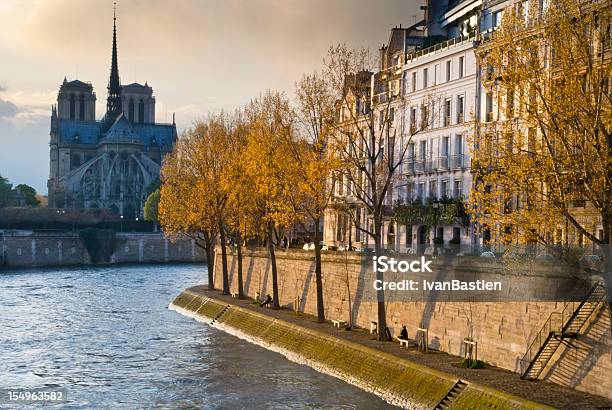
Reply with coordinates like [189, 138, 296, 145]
[389, 107, 395, 123]
[423, 68, 428, 88]
[444, 98, 451, 126]
[441, 180, 449, 199]
[138, 100, 145, 123]
[458, 56, 464, 78]
[407, 142, 415, 160]
[446, 60, 451, 82]
[128, 98, 135, 122]
[454, 134, 463, 156]
[418, 183, 425, 202]
[457, 95, 465, 123]
[442, 136, 450, 157]
[421, 104, 429, 130]
[79, 94, 85, 120]
[493, 11, 503, 27]
[454, 179, 462, 198]
[434, 64, 439, 85]
[410, 107, 417, 133]
[486, 92, 494, 122]
[429, 180, 437, 199]
[412, 72, 417, 91]
[419, 140, 427, 160]
[69, 94, 75, 119]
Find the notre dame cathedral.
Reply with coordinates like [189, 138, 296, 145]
[47, 10, 177, 219]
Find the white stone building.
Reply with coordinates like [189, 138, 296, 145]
[393, 1, 481, 253]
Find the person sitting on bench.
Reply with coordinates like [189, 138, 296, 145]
[259, 294, 272, 307]
[399, 325, 408, 341]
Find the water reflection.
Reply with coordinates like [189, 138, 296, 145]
[0, 264, 391, 409]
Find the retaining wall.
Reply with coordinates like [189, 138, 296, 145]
[171, 290, 551, 409]
[0, 232, 206, 268]
[213, 248, 612, 400]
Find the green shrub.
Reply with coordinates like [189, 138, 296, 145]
[461, 358, 486, 369]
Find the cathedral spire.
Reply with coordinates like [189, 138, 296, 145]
[105, 2, 122, 123]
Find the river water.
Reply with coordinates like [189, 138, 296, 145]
[0, 264, 391, 409]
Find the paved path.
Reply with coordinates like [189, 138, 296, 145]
[191, 287, 612, 410]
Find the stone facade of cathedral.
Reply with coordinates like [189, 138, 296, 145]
[47, 11, 176, 219]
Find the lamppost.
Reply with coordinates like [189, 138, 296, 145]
[120, 215, 124, 233]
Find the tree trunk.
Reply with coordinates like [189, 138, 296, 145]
[267, 221, 280, 308]
[204, 231, 215, 290]
[344, 250, 353, 329]
[313, 217, 325, 322]
[374, 214, 389, 341]
[236, 229, 245, 299]
[219, 219, 230, 295]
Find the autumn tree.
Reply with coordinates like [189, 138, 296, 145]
[159, 131, 218, 289]
[243, 91, 295, 308]
[282, 71, 339, 322]
[223, 110, 253, 299]
[471, 0, 611, 264]
[325, 44, 415, 341]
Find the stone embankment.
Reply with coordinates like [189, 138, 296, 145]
[171, 288, 563, 410]
[0, 231, 206, 269]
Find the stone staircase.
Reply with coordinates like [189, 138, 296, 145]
[434, 380, 467, 409]
[210, 304, 231, 325]
[521, 282, 607, 380]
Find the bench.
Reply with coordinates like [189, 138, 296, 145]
[399, 338, 410, 348]
[332, 319, 347, 328]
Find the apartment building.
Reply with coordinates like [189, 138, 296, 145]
[392, 0, 481, 253]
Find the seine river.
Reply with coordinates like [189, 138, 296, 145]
[0, 264, 390, 409]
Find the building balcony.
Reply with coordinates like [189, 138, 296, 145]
[425, 160, 436, 173]
[437, 156, 449, 170]
[404, 160, 416, 176]
[450, 154, 465, 170]
[414, 160, 425, 173]
[443, 115, 451, 127]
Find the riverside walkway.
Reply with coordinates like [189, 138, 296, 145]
[190, 286, 612, 410]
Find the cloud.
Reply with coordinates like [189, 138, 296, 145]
[0, 98, 18, 118]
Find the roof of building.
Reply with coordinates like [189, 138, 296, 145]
[57, 115, 175, 147]
[103, 114, 142, 144]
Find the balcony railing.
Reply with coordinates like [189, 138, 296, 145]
[451, 154, 465, 170]
[457, 113, 465, 123]
[437, 156, 449, 170]
[486, 112, 494, 122]
[425, 160, 436, 173]
[444, 115, 451, 127]
[414, 160, 425, 173]
[404, 159, 415, 176]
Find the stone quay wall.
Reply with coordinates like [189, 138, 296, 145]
[171, 290, 552, 410]
[0, 231, 206, 268]
[213, 247, 612, 400]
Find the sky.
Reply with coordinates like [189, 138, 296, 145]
[0, 0, 422, 194]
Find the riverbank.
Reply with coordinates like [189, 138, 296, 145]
[0, 231, 206, 269]
[170, 288, 612, 409]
